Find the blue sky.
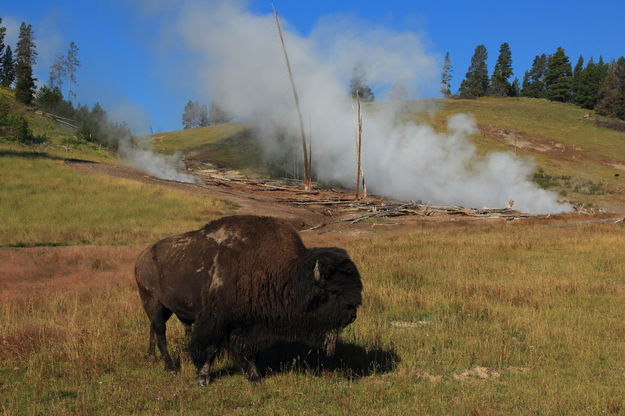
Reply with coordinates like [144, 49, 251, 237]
[2, 1, 624, 132]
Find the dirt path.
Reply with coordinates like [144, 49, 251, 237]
[479, 124, 625, 171]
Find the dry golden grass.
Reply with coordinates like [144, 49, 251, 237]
[2, 221, 625, 415]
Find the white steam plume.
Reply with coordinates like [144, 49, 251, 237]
[119, 137, 198, 184]
[110, 100, 197, 183]
[173, 2, 569, 213]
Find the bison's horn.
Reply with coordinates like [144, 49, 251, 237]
[314, 260, 321, 282]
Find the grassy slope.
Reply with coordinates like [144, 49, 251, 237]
[0, 89, 234, 247]
[2, 222, 625, 415]
[0, 87, 113, 163]
[152, 123, 268, 177]
[420, 97, 625, 209]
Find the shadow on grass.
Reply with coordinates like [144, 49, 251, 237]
[0, 149, 93, 164]
[209, 341, 400, 381]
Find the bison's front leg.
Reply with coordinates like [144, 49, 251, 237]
[229, 332, 262, 383]
[233, 354, 261, 383]
[189, 311, 222, 386]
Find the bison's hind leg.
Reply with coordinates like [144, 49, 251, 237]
[146, 326, 156, 359]
[150, 306, 178, 372]
[141, 297, 177, 372]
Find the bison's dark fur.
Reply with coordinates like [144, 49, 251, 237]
[135, 215, 362, 383]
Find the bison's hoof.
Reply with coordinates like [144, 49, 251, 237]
[197, 375, 210, 386]
[165, 363, 179, 374]
[246, 374, 262, 384]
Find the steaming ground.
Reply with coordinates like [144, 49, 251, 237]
[156, 1, 570, 213]
[118, 137, 197, 184]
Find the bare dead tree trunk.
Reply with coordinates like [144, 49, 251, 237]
[273, 5, 312, 190]
[354, 91, 363, 199]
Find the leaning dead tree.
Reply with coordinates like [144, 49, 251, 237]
[273, 5, 312, 191]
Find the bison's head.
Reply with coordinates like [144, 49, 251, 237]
[296, 248, 363, 354]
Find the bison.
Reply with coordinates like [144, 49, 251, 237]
[134, 215, 362, 384]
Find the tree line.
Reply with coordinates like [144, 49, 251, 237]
[181, 100, 232, 129]
[443, 43, 625, 120]
[0, 17, 129, 148]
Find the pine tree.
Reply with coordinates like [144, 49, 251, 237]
[35, 85, 63, 113]
[65, 42, 80, 103]
[616, 57, 625, 120]
[0, 17, 6, 62]
[15, 22, 37, 104]
[571, 56, 584, 103]
[595, 60, 621, 117]
[510, 78, 520, 97]
[575, 57, 609, 109]
[440, 52, 452, 97]
[521, 54, 548, 98]
[349, 64, 375, 102]
[574, 58, 595, 108]
[458, 45, 489, 98]
[545, 47, 572, 102]
[490, 42, 513, 96]
[0, 45, 14, 87]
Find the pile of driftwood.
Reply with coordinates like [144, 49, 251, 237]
[195, 169, 530, 226]
[290, 198, 529, 231]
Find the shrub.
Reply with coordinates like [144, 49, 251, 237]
[594, 117, 625, 133]
[0, 97, 11, 123]
[6, 113, 32, 141]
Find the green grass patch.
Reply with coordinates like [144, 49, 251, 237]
[152, 123, 246, 154]
[152, 123, 268, 177]
[0, 151, 235, 246]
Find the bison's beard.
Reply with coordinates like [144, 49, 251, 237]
[322, 329, 339, 357]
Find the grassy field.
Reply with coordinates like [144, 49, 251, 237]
[0, 150, 234, 247]
[2, 221, 625, 415]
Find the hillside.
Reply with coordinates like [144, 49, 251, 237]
[0, 87, 114, 163]
[154, 97, 625, 212]
[0, 89, 234, 247]
[151, 122, 268, 177]
[421, 97, 625, 211]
